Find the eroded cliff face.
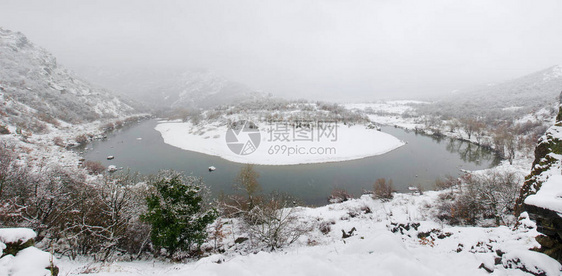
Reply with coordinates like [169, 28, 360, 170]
[517, 92, 562, 263]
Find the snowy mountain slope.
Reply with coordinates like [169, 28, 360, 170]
[414, 65, 562, 123]
[80, 67, 264, 110]
[447, 65, 562, 110]
[0, 28, 136, 134]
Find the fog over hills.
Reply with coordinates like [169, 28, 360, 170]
[449, 65, 562, 108]
[80, 67, 265, 110]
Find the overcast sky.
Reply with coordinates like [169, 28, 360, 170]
[1, 0, 562, 101]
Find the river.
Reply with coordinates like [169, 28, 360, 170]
[79, 119, 500, 205]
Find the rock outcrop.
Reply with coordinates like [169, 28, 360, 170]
[517, 91, 562, 263]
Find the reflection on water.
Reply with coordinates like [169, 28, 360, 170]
[445, 138, 501, 166]
[406, 129, 501, 167]
[79, 120, 499, 206]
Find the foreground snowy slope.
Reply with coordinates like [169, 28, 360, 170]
[0, 27, 136, 134]
[57, 190, 560, 275]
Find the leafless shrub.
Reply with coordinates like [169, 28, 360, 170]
[100, 122, 115, 132]
[87, 171, 149, 261]
[114, 120, 124, 129]
[0, 147, 151, 261]
[436, 171, 521, 226]
[83, 161, 105, 175]
[373, 178, 394, 201]
[328, 189, 353, 203]
[74, 134, 88, 144]
[435, 175, 460, 191]
[29, 119, 48, 134]
[319, 220, 333, 235]
[52, 136, 65, 147]
[245, 194, 310, 250]
[218, 194, 252, 218]
[37, 112, 60, 127]
[0, 125, 10, 135]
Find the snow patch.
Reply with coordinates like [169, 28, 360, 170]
[525, 175, 562, 215]
[9, 247, 53, 276]
[0, 228, 37, 244]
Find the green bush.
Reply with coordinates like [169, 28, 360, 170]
[141, 172, 217, 256]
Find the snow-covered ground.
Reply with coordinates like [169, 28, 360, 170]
[56, 189, 559, 276]
[155, 120, 405, 165]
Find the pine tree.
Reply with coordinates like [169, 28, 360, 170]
[141, 172, 217, 256]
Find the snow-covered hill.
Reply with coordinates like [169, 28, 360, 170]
[0, 28, 137, 134]
[447, 65, 562, 110]
[81, 67, 264, 110]
[412, 65, 562, 128]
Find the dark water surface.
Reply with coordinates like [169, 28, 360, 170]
[80, 120, 500, 205]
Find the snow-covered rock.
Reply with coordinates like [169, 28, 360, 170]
[525, 175, 562, 215]
[0, 228, 57, 276]
[502, 250, 562, 276]
[5, 247, 54, 276]
[0, 228, 37, 244]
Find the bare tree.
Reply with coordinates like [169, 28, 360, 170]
[245, 194, 309, 250]
[460, 118, 483, 140]
[235, 164, 261, 209]
[447, 119, 460, 134]
[492, 125, 517, 164]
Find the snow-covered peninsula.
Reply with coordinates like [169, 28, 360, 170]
[155, 120, 404, 165]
